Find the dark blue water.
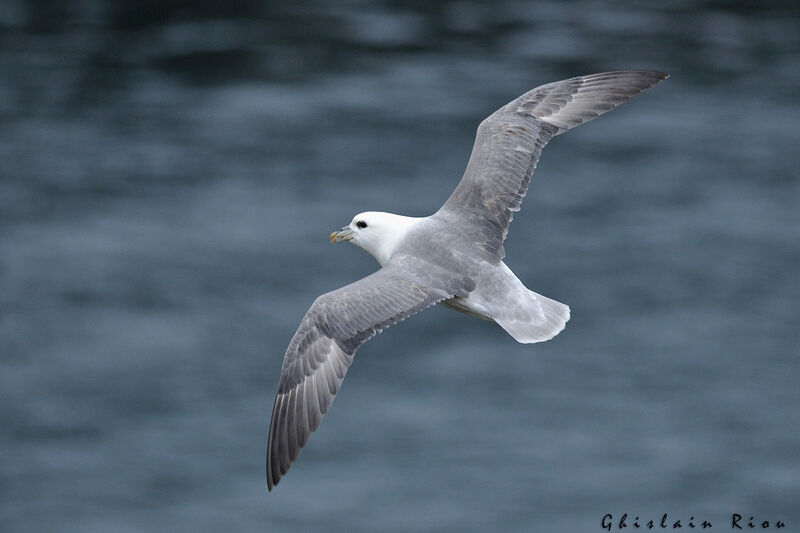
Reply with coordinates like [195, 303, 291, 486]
[1, 2, 799, 531]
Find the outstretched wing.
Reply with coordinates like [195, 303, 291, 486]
[438, 70, 668, 263]
[266, 255, 475, 490]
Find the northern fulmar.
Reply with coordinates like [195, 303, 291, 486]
[266, 70, 668, 490]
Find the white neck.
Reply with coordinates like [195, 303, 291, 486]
[351, 212, 423, 266]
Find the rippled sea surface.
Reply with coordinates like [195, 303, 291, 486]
[1, 1, 799, 531]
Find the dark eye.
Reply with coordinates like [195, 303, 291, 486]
[356, 221, 367, 229]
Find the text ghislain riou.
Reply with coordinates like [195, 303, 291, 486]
[602, 514, 786, 530]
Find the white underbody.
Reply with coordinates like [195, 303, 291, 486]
[439, 261, 570, 343]
[344, 211, 570, 344]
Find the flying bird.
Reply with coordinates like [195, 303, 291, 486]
[266, 70, 667, 490]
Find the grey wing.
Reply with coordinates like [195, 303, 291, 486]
[438, 70, 668, 263]
[266, 255, 475, 491]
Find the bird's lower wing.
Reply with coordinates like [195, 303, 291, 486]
[438, 70, 667, 263]
[267, 255, 475, 490]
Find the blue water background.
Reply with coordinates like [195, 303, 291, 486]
[1, 1, 798, 531]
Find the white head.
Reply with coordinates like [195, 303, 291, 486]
[329, 211, 421, 266]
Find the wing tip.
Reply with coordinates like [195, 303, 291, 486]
[630, 69, 669, 88]
[641, 69, 669, 84]
[266, 391, 283, 492]
[266, 441, 277, 492]
[584, 69, 669, 87]
[266, 444, 284, 492]
[266, 452, 286, 492]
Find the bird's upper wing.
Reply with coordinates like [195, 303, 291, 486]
[437, 70, 668, 263]
[266, 254, 475, 490]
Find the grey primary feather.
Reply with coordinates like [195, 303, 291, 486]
[266, 255, 475, 490]
[439, 70, 668, 263]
